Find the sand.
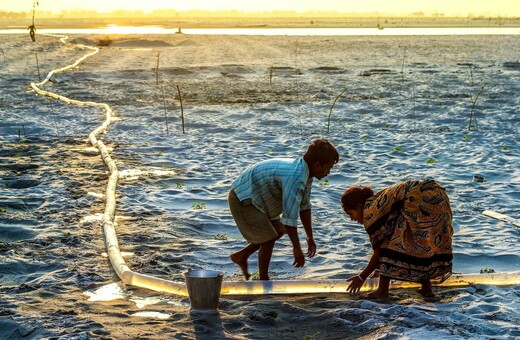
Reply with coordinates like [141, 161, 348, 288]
[0, 31, 519, 339]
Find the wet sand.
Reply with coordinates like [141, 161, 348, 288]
[0, 31, 519, 338]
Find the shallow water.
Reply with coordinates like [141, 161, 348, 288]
[0, 33, 519, 338]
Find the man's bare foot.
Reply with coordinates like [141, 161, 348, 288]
[230, 253, 250, 280]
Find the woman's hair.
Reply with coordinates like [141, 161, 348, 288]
[341, 186, 374, 210]
[303, 138, 339, 165]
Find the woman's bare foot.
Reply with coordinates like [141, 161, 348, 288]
[419, 281, 435, 298]
[365, 290, 389, 299]
[364, 276, 390, 299]
[230, 253, 250, 280]
[418, 288, 435, 298]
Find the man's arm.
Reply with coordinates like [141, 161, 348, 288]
[300, 209, 316, 257]
[285, 226, 305, 267]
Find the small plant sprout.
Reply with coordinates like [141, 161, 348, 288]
[391, 146, 404, 152]
[463, 135, 471, 140]
[192, 202, 207, 210]
[160, 86, 169, 135]
[175, 182, 185, 188]
[19, 125, 27, 137]
[305, 332, 321, 340]
[48, 102, 60, 139]
[480, 267, 495, 274]
[176, 84, 185, 134]
[214, 233, 228, 240]
[501, 146, 510, 152]
[319, 178, 330, 186]
[250, 270, 260, 280]
[360, 136, 369, 141]
[400, 45, 407, 80]
[426, 157, 438, 164]
[35, 53, 41, 82]
[327, 87, 348, 133]
[412, 82, 417, 131]
[268, 65, 273, 87]
[468, 85, 485, 131]
[155, 51, 160, 85]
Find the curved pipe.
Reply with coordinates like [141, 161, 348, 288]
[30, 36, 190, 297]
[31, 35, 520, 300]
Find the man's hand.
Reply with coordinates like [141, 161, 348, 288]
[306, 237, 316, 258]
[293, 247, 305, 267]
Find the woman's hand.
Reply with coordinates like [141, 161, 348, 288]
[346, 274, 366, 294]
[306, 237, 316, 258]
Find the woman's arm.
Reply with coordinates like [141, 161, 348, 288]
[360, 243, 381, 280]
[346, 242, 381, 293]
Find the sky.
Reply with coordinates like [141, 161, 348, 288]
[1, 0, 520, 16]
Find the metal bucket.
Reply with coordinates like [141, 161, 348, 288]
[185, 269, 224, 314]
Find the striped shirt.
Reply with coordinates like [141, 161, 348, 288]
[232, 157, 312, 227]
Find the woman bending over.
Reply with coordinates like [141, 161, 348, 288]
[341, 179, 454, 299]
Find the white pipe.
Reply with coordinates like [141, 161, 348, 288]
[483, 210, 520, 227]
[219, 271, 520, 295]
[30, 36, 190, 298]
[31, 35, 520, 300]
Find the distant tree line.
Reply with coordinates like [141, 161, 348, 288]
[0, 11, 28, 19]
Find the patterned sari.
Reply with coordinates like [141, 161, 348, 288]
[363, 180, 453, 283]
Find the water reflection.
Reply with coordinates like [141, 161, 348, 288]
[131, 311, 171, 319]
